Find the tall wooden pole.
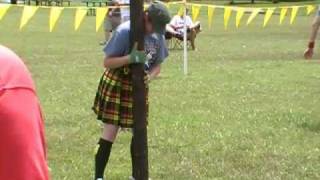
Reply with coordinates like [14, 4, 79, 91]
[130, 0, 149, 180]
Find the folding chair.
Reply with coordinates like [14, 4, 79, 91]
[166, 28, 202, 50]
[165, 22, 202, 50]
[166, 34, 190, 50]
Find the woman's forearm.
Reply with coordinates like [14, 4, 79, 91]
[104, 55, 130, 69]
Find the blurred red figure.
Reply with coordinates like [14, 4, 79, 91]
[0, 45, 49, 180]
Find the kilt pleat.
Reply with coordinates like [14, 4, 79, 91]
[92, 67, 148, 128]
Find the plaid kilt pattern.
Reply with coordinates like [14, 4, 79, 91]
[92, 67, 148, 128]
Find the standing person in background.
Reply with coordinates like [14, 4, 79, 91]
[304, 6, 320, 59]
[100, 0, 130, 45]
[0, 45, 49, 180]
[118, 0, 130, 22]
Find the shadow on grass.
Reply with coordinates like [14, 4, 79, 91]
[300, 121, 320, 133]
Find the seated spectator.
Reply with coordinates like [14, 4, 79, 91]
[165, 8, 201, 50]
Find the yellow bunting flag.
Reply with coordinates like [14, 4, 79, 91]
[263, 8, 275, 27]
[74, 8, 87, 31]
[0, 5, 10, 21]
[49, 7, 63, 32]
[224, 7, 232, 30]
[207, 6, 215, 29]
[96, 7, 108, 32]
[306, 5, 315, 15]
[20, 6, 39, 30]
[235, 8, 245, 28]
[191, 4, 201, 21]
[290, 6, 298, 24]
[177, 6, 184, 16]
[165, 3, 170, 10]
[247, 8, 260, 25]
[279, 7, 287, 25]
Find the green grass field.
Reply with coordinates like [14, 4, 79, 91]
[1, 3, 320, 179]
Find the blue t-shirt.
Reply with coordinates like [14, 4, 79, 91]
[103, 21, 168, 71]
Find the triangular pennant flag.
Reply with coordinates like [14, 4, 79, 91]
[290, 6, 299, 24]
[0, 5, 10, 21]
[263, 8, 275, 27]
[20, 6, 39, 30]
[191, 4, 201, 21]
[207, 6, 215, 29]
[177, 6, 184, 16]
[247, 8, 260, 25]
[96, 7, 108, 32]
[279, 7, 287, 25]
[74, 8, 87, 31]
[224, 7, 232, 30]
[49, 7, 63, 32]
[236, 8, 245, 28]
[306, 5, 315, 15]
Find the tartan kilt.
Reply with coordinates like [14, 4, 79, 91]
[92, 67, 148, 128]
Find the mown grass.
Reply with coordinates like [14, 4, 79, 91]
[0, 3, 320, 179]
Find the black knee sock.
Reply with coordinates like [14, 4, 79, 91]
[131, 137, 136, 178]
[95, 138, 113, 179]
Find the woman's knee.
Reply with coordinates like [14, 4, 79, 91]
[101, 124, 119, 142]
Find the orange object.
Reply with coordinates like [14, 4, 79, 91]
[0, 45, 49, 180]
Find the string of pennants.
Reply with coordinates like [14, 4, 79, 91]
[0, 2, 317, 32]
[178, 3, 317, 29]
